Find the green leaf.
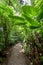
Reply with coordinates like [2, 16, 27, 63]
[22, 5, 38, 17]
[0, 57, 4, 62]
[23, 14, 41, 28]
[40, 56, 43, 63]
[9, 15, 27, 25]
[10, 16, 25, 21]
[29, 26, 40, 29]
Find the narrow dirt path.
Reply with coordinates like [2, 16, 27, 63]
[7, 43, 26, 65]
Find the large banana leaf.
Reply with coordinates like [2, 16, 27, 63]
[0, 3, 13, 16]
[37, 1, 43, 20]
[9, 15, 27, 25]
[23, 14, 41, 28]
[9, 15, 41, 29]
[31, 0, 43, 20]
[22, 5, 38, 17]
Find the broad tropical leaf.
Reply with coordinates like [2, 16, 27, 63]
[23, 14, 41, 28]
[22, 5, 38, 17]
[9, 15, 27, 25]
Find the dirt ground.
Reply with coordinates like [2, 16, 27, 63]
[7, 43, 26, 65]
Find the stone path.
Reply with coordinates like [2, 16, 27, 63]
[7, 43, 26, 65]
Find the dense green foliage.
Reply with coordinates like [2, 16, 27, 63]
[0, 0, 43, 64]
